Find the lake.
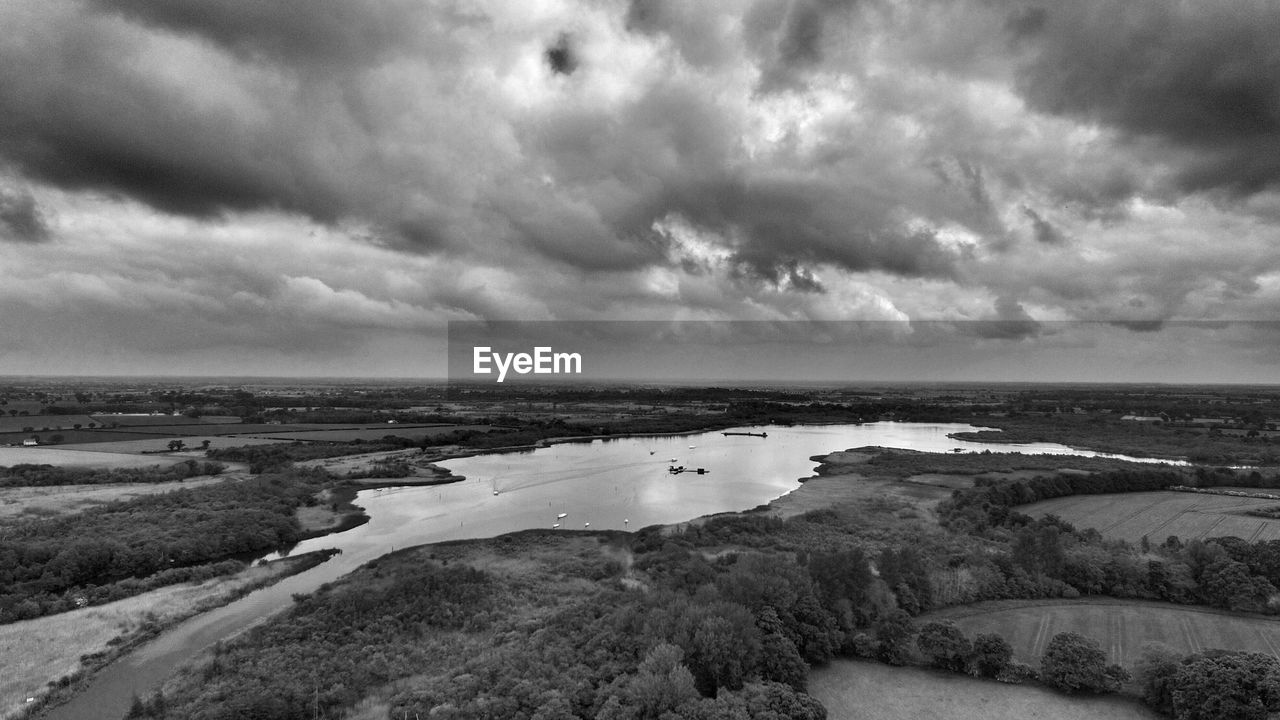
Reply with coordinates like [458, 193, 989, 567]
[39, 422, 1180, 719]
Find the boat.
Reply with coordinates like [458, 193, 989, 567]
[722, 431, 767, 438]
[668, 458, 678, 462]
[557, 512, 567, 519]
[688, 445, 696, 449]
[493, 491, 499, 496]
[552, 523, 560, 529]
[584, 522, 590, 528]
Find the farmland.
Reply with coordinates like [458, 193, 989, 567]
[56, 437, 284, 454]
[924, 598, 1280, 667]
[0, 474, 240, 519]
[1022, 490, 1280, 543]
[0, 448, 186, 469]
[809, 660, 1160, 720]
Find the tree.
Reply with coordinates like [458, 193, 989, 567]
[968, 633, 1013, 678]
[623, 643, 700, 720]
[1040, 632, 1128, 694]
[755, 606, 809, 691]
[168, 439, 186, 452]
[915, 621, 971, 672]
[1171, 652, 1280, 720]
[873, 610, 915, 666]
[1133, 642, 1183, 715]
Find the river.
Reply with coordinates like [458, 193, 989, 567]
[40, 422, 1182, 719]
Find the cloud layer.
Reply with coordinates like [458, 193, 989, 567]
[1, 0, 1278, 378]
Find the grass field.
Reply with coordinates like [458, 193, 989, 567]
[924, 599, 1280, 667]
[0, 474, 241, 519]
[56, 436, 284, 454]
[0, 415, 98, 433]
[1022, 491, 1280, 543]
[809, 660, 1160, 720]
[0, 448, 182, 469]
[242, 424, 491, 443]
[0, 557, 315, 719]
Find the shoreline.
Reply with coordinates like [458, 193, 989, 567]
[16, 549, 339, 719]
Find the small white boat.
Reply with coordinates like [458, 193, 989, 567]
[584, 522, 590, 528]
[668, 458, 678, 462]
[492, 491, 499, 496]
[623, 518, 629, 524]
[688, 445, 696, 449]
[552, 523, 560, 529]
[557, 512, 567, 519]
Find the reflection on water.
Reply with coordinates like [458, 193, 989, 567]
[42, 422, 1181, 720]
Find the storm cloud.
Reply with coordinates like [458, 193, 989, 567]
[0, 0, 1278, 377]
[1011, 0, 1280, 196]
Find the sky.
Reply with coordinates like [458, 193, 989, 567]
[1, 0, 1279, 382]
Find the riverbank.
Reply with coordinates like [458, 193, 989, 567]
[11, 549, 337, 720]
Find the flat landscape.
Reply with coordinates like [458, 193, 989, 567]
[56, 437, 284, 454]
[0, 448, 189, 469]
[1022, 490, 1280, 543]
[0, 474, 240, 519]
[809, 660, 1160, 720]
[925, 599, 1280, 666]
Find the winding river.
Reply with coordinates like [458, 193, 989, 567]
[40, 422, 1182, 719]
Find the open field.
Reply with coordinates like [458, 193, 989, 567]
[809, 660, 1160, 720]
[87, 415, 206, 427]
[0, 555, 324, 719]
[241, 423, 492, 443]
[56, 436, 284, 454]
[0, 474, 241, 519]
[925, 599, 1280, 667]
[0, 430, 161, 446]
[1022, 491, 1280, 543]
[0, 448, 184, 469]
[0, 415, 99, 433]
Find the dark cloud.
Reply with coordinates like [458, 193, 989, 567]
[1011, 0, 1280, 196]
[668, 175, 958, 282]
[0, 14, 351, 221]
[753, 0, 860, 92]
[1021, 206, 1065, 245]
[87, 0, 442, 67]
[546, 33, 578, 76]
[0, 187, 49, 243]
[1004, 6, 1047, 40]
[973, 296, 1041, 339]
[1109, 319, 1165, 333]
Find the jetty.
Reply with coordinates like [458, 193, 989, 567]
[722, 431, 767, 438]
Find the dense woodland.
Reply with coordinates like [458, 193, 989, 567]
[0, 461, 225, 488]
[0, 470, 324, 622]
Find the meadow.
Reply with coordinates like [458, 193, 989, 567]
[924, 599, 1280, 666]
[0, 474, 237, 519]
[1022, 490, 1280, 543]
[0, 448, 178, 469]
[808, 660, 1161, 720]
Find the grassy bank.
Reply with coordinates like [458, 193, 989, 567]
[4, 550, 336, 719]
